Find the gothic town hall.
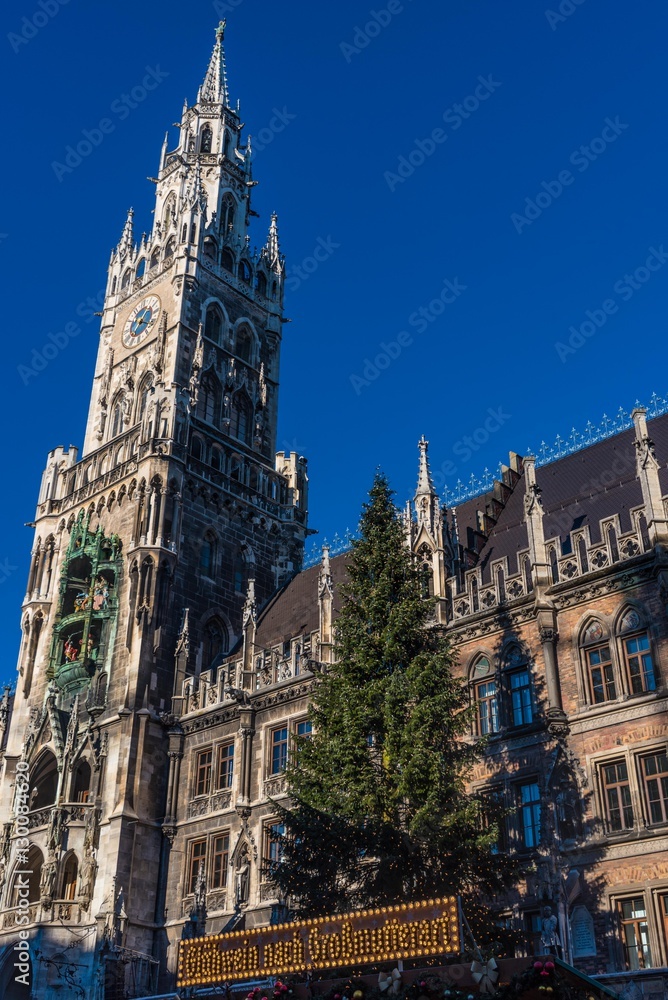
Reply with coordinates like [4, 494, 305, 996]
[1, 23, 668, 1000]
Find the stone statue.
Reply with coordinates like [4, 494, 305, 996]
[235, 850, 250, 905]
[540, 906, 562, 957]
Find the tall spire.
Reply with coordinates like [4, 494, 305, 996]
[266, 213, 281, 270]
[117, 208, 134, 258]
[199, 20, 230, 106]
[415, 436, 436, 499]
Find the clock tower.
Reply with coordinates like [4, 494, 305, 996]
[0, 23, 308, 999]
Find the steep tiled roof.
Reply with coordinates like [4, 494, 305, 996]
[254, 552, 349, 646]
[251, 412, 668, 641]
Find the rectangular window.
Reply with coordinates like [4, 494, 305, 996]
[296, 720, 313, 739]
[265, 822, 285, 872]
[601, 761, 634, 832]
[510, 670, 533, 726]
[624, 634, 656, 695]
[524, 911, 542, 956]
[642, 752, 668, 824]
[212, 834, 230, 889]
[519, 782, 541, 848]
[195, 749, 212, 797]
[217, 743, 234, 790]
[188, 839, 207, 895]
[660, 894, 668, 955]
[270, 727, 288, 775]
[586, 644, 616, 703]
[619, 897, 652, 969]
[476, 679, 499, 735]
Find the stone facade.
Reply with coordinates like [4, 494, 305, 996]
[1, 21, 668, 1000]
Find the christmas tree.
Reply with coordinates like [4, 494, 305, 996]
[268, 474, 522, 938]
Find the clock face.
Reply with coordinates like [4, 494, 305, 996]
[122, 295, 161, 348]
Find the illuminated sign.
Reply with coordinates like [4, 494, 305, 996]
[177, 897, 461, 988]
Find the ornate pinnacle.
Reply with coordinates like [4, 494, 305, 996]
[415, 436, 436, 499]
[118, 208, 134, 258]
[200, 21, 230, 106]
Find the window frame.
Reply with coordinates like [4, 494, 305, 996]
[216, 742, 235, 791]
[517, 780, 541, 849]
[211, 833, 230, 890]
[194, 748, 213, 799]
[617, 895, 652, 970]
[622, 630, 657, 696]
[269, 726, 289, 776]
[187, 838, 207, 895]
[263, 820, 286, 877]
[640, 750, 668, 826]
[600, 759, 634, 833]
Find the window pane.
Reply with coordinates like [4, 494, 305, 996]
[510, 670, 533, 726]
[271, 728, 288, 774]
[625, 634, 656, 695]
[217, 744, 234, 789]
[643, 754, 668, 824]
[297, 720, 312, 738]
[196, 750, 212, 797]
[519, 782, 541, 847]
[189, 840, 207, 894]
[212, 834, 229, 889]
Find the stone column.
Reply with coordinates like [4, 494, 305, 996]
[537, 610, 568, 733]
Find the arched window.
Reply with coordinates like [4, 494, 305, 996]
[163, 194, 176, 230]
[30, 751, 58, 810]
[580, 619, 615, 704]
[417, 545, 433, 597]
[232, 394, 252, 445]
[191, 436, 203, 462]
[471, 655, 499, 736]
[190, 223, 197, 244]
[577, 536, 589, 574]
[202, 617, 228, 670]
[638, 513, 651, 552]
[111, 275, 117, 294]
[121, 269, 132, 290]
[71, 760, 91, 803]
[164, 236, 176, 259]
[211, 447, 222, 472]
[111, 402, 124, 439]
[523, 556, 533, 593]
[200, 125, 213, 153]
[198, 372, 220, 425]
[200, 532, 217, 574]
[618, 608, 657, 695]
[150, 247, 161, 270]
[235, 326, 254, 364]
[204, 304, 223, 344]
[496, 566, 506, 602]
[222, 194, 235, 233]
[181, 223, 188, 243]
[138, 377, 153, 425]
[203, 237, 217, 260]
[238, 260, 252, 284]
[13, 846, 43, 905]
[256, 272, 268, 296]
[221, 248, 235, 272]
[136, 258, 146, 279]
[60, 854, 78, 901]
[470, 577, 479, 613]
[548, 545, 559, 584]
[608, 524, 620, 563]
[223, 131, 233, 158]
[503, 645, 534, 727]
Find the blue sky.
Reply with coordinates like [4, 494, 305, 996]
[2, 0, 668, 672]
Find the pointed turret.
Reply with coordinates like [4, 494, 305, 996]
[265, 213, 282, 272]
[199, 20, 230, 106]
[117, 208, 134, 258]
[415, 435, 436, 501]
